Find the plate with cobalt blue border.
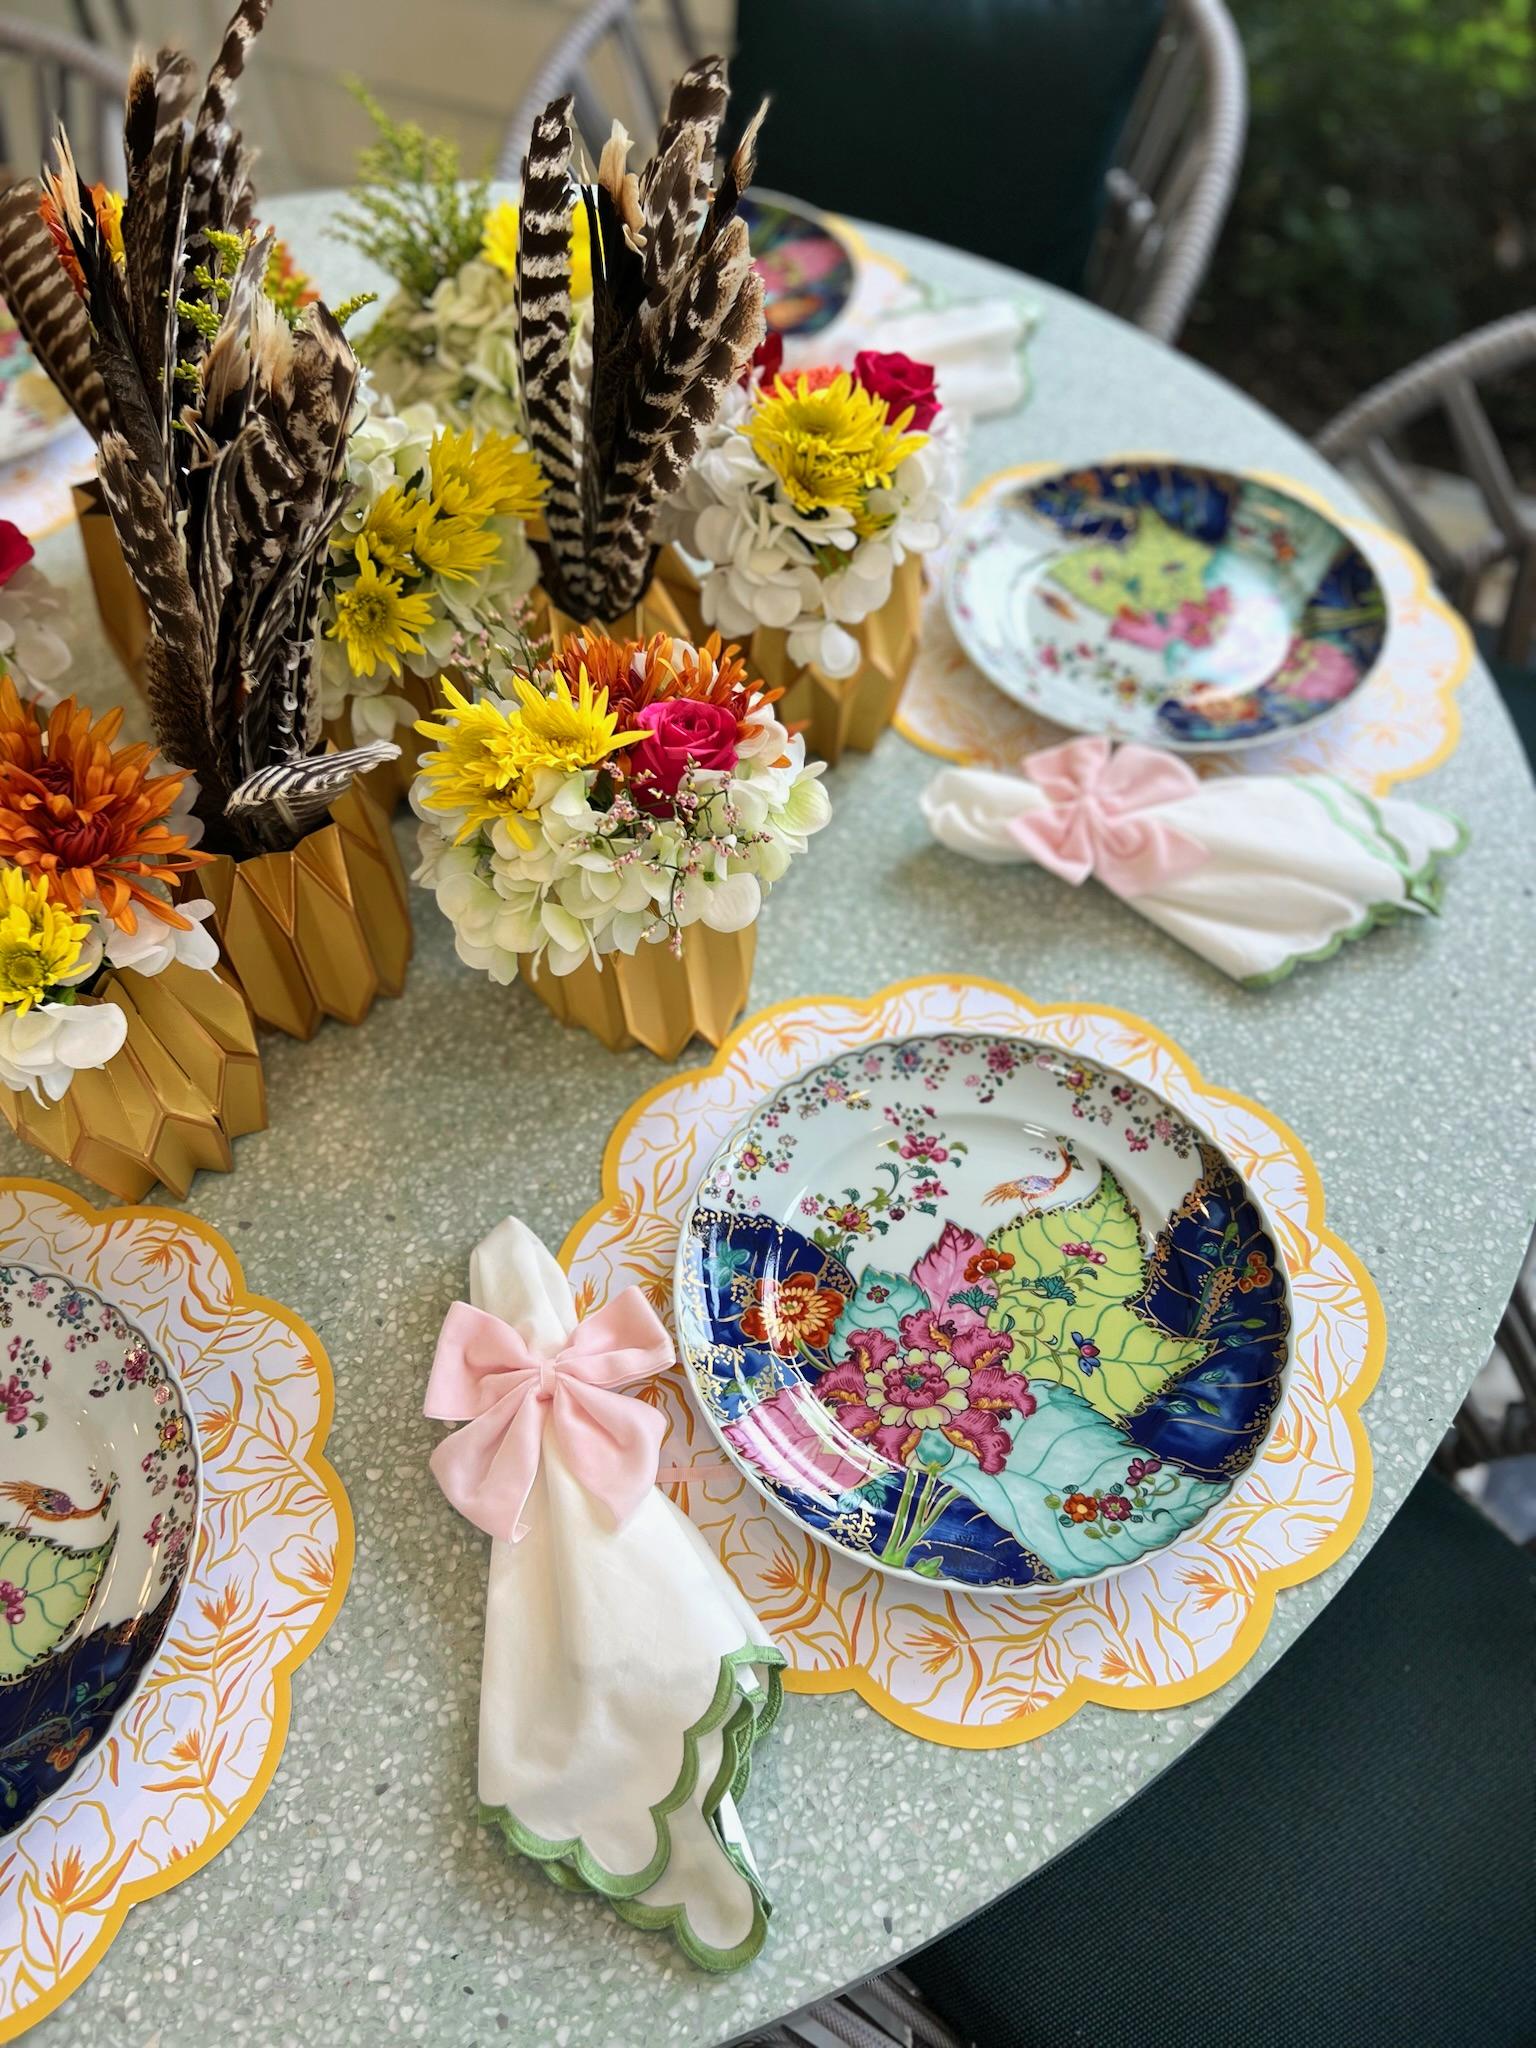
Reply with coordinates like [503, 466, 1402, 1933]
[946, 460, 1388, 750]
[675, 1032, 1293, 1592]
[741, 192, 855, 338]
[0, 1264, 199, 1833]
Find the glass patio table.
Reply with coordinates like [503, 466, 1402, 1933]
[14, 200, 1536, 2048]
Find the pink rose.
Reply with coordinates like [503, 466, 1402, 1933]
[0, 520, 34, 589]
[853, 349, 940, 430]
[627, 697, 739, 810]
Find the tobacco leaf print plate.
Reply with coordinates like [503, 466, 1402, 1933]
[676, 1033, 1292, 1590]
[946, 460, 1388, 750]
[741, 192, 856, 337]
[0, 1265, 197, 1834]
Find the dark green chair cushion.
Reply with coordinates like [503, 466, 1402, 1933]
[903, 1474, 1536, 2048]
[730, 0, 1166, 292]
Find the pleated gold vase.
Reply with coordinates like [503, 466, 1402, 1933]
[0, 963, 266, 1202]
[201, 784, 413, 1040]
[747, 552, 925, 765]
[520, 923, 757, 1060]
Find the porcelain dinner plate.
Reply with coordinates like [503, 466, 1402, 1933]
[741, 192, 855, 337]
[946, 460, 1388, 750]
[0, 1265, 198, 1832]
[676, 1032, 1292, 1591]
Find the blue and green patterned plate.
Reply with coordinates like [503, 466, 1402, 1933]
[0, 1266, 199, 1833]
[946, 461, 1388, 750]
[675, 1033, 1293, 1591]
[741, 192, 855, 338]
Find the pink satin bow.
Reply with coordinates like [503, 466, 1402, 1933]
[424, 1289, 675, 1541]
[1008, 736, 1209, 897]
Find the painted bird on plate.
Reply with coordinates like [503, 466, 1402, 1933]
[0, 1478, 113, 1526]
[985, 1143, 1077, 1208]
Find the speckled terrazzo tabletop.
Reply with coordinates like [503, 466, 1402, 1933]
[14, 205, 1536, 2048]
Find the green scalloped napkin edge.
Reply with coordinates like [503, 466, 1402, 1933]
[1241, 790, 1468, 990]
[479, 1644, 785, 1972]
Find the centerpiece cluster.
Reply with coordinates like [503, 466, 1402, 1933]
[412, 627, 829, 984]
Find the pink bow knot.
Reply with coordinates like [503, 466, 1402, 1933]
[424, 1288, 675, 1542]
[1008, 736, 1209, 898]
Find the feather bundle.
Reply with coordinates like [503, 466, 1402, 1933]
[2, 0, 395, 855]
[517, 58, 767, 622]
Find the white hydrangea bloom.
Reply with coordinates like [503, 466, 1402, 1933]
[662, 384, 955, 681]
[0, 1000, 128, 1102]
[0, 563, 73, 703]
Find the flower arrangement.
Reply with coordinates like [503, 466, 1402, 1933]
[318, 396, 545, 747]
[664, 347, 953, 678]
[0, 679, 219, 1103]
[0, 519, 71, 704]
[333, 88, 592, 439]
[412, 627, 829, 987]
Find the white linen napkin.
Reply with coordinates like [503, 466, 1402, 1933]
[439, 1216, 784, 1971]
[921, 740, 1466, 985]
[787, 291, 1037, 422]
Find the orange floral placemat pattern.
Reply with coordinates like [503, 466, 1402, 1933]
[0, 1182, 351, 2041]
[896, 465, 1471, 794]
[563, 978, 1383, 1750]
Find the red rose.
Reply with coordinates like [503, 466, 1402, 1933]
[0, 521, 34, 589]
[744, 330, 784, 388]
[627, 697, 739, 810]
[853, 349, 940, 430]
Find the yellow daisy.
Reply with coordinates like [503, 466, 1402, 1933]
[326, 543, 435, 678]
[480, 197, 592, 299]
[0, 867, 89, 1012]
[355, 484, 429, 576]
[415, 671, 643, 845]
[411, 509, 501, 584]
[509, 667, 646, 778]
[430, 426, 546, 525]
[747, 372, 928, 536]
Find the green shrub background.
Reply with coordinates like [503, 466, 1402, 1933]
[1184, 0, 1536, 472]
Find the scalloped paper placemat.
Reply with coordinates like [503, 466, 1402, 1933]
[563, 978, 1383, 1750]
[0, 1182, 351, 2041]
[895, 465, 1470, 793]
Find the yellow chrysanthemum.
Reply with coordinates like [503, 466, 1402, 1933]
[480, 197, 592, 299]
[411, 510, 501, 584]
[747, 372, 927, 536]
[415, 671, 643, 845]
[430, 426, 546, 525]
[0, 867, 89, 1013]
[509, 668, 645, 777]
[326, 543, 435, 678]
[355, 484, 428, 576]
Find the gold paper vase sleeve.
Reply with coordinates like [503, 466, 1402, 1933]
[519, 923, 757, 1060]
[763, 552, 927, 764]
[0, 965, 265, 1202]
[203, 784, 413, 1039]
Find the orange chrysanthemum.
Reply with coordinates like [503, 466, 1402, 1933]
[0, 678, 210, 931]
[550, 630, 781, 728]
[38, 179, 122, 297]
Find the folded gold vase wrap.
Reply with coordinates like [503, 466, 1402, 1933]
[520, 923, 757, 1059]
[201, 784, 412, 1040]
[0, 963, 266, 1202]
[747, 552, 925, 765]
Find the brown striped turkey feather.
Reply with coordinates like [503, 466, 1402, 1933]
[517, 57, 768, 621]
[7, 0, 396, 854]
